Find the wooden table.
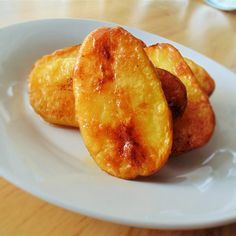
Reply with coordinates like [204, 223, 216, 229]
[0, 1, 236, 235]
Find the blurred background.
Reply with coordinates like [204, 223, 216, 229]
[0, 0, 235, 71]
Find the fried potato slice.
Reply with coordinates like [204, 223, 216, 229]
[74, 27, 173, 179]
[156, 68, 187, 119]
[28, 45, 80, 127]
[145, 43, 215, 155]
[184, 58, 215, 96]
[29, 44, 186, 129]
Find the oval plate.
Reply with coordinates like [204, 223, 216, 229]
[0, 18, 236, 230]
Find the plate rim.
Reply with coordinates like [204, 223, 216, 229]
[1, 17, 236, 230]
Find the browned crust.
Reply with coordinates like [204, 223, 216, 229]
[155, 68, 187, 119]
[74, 27, 172, 179]
[145, 43, 215, 155]
[28, 45, 81, 127]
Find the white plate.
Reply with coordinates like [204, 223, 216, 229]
[0, 18, 236, 230]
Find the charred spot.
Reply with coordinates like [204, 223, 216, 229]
[94, 30, 114, 64]
[169, 103, 181, 119]
[156, 67, 187, 118]
[93, 32, 115, 92]
[101, 64, 114, 81]
[94, 78, 106, 92]
[167, 98, 185, 119]
[176, 61, 188, 76]
[113, 122, 146, 167]
[99, 41, 114, 66]
[58, 77, 73, 91]
[102, 45, 111, 60]
[95, 121, 147, 167]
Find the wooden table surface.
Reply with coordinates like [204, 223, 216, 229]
[0, 0, 236, 235]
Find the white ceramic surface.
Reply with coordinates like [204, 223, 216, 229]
[0, 19, 236, 230]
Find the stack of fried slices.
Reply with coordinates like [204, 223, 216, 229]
[29, 27, 215, 179]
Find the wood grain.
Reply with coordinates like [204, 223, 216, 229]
[0, 0, 236, 235]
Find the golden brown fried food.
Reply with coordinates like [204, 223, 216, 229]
[145, 43, 215, 155]
[156, 68, 187, 119]
[29, 46, 186, 127]
[74, 27, 173, 179]
[184, 58, 215, 96]
[28, 45, 80, 127]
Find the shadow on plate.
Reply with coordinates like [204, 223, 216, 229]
[136, 125, 236, 185]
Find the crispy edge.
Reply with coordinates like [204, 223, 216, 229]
[185, 57, 215, 96]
